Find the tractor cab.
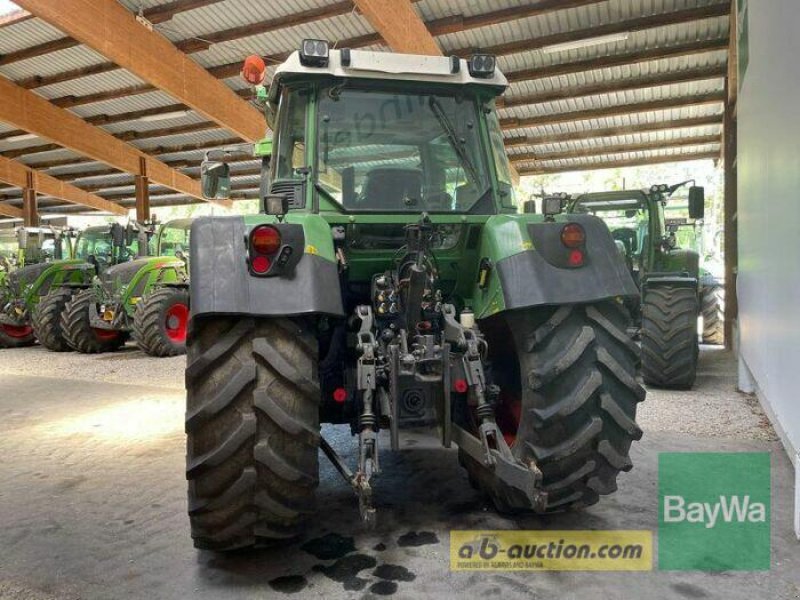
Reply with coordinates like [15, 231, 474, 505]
[569, 182, 705, 285]
[73, 222, 142, 274]
[0, 225, 70, 273]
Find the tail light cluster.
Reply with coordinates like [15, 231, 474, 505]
[248, 224, 294, 276]
[560, 223, 586, 267]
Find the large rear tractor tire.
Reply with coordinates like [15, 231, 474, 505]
[641, 286, 699, 388]
[62, 289, 126, 354]
[32, 288, 76, 351]
[0, 323, 35, 348]
[186, 317, 320, 551]
[701, 285, 725, 345]
[133, 287, 190, 357]
[460, 301, 645, 513]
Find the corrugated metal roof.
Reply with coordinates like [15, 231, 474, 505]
[0, 0, 730, 214]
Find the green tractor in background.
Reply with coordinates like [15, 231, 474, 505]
[60, 218, 192, 356]
[668, 219, 725, 345]
[567, 182, 707, 388]
[0, 225, 73, 347]
[30, 223, 143, 352]
[185, 43, 646, 551]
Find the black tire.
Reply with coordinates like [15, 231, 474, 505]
[641, 285, 699, 388]
[460, 301, 646, 513]
[62, 289, 126, 354]
[133, 287, 190, 357]
[701, 285, 725, 345]
[186, 317, 320, 551]
[32, 288, 76, 351]
[0, 323, 35, 348]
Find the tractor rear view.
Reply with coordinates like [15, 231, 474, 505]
[568, 183, 707, 388]
[185, 42, 646, 551]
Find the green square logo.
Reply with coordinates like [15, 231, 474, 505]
[658, 452, 771, 571]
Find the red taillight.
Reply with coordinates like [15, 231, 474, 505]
[561, 223, 585, 248]
[251, 225, 281, 255]
[454, 379, 469, 394]
[568, 249, 584, 267]
[251, 255, 271, 274]
[241, 54, 266, 85]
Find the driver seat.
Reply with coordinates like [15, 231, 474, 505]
[359, 168, 423, 209]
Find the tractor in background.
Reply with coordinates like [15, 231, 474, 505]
[30, 223, 142, 352]
[184, 41, 646, 551]
[57, 219, 192, 356]
[59, 218, 192, 356]
[668, 219, 725, 345]
[567, 182, 706, 388]
[0, 225, 72, 347]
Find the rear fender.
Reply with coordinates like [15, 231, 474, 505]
[473, 214, 639, 319]
[190, 214, 344, 319]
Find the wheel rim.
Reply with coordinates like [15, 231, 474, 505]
[92, 328, 119, 342]
[165, 303, 189, 343]
[2, 323, 33, 339]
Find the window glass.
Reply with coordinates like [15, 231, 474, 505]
[272, 89, 308, 182]
[317, 87, 490, 212]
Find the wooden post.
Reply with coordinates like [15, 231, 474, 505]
[723, 0, 738, 350]
[22, 171, 38, 226]
[135, 157, 150, 223]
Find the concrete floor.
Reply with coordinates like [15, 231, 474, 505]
[0, 345, 796, 599]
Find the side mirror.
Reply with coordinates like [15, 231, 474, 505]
[201, 161, 231, 200]
[111, 223, 125, 248]
[688, 186, 705, 220]
[16, 228, 28, 250]
[523, 199, 537, 214]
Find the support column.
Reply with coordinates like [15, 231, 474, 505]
[22, 170, 38, 227]
[723, 101, 737, 350]
[135, 156, 150, 223]
[723, 0, 738, 351]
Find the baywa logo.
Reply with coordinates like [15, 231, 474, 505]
[663, 494, 767, 529]
[658, 452, 771, 571]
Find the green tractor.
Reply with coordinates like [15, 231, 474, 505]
[0, 225, 73, 347]
[59, 218, 192, 356]
[567, 183, 706, 388]
[30, 223, 142, 352]
[668, 219, 725, 345]
[186, 42, 646, 551]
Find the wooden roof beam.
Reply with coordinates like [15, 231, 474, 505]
[17, 0, 601, 98]
[498, 65, 727, 108]
[449, 3, 730, 59]
[0, 201, 25, 218]
[353, 0, 442, 56]
[0, 9, 32, 29]
[506, 38, 729, 84]
[0, 154, 127, 214]
[510, 135, 722, 163]
[500, 93, 725, 131]
[16, 0, 266, 142]
[0, 1, 224, 66]
[519, 152, 720, 175]
[0, 74, 222, 206]
[504, 115, 723, 146]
